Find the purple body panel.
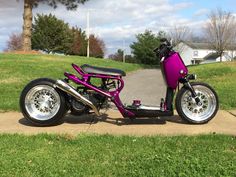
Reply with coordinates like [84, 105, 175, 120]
[162, 52, 188, 89]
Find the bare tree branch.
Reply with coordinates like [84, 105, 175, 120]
[168, 25, 191, 53]
[5, 33, 23, 51]
[204, 8, 236, 61]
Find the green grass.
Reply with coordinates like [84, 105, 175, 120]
[189, 62, 236, 110]
[0, 53, 149, 111]
[0, 134, 235, 177]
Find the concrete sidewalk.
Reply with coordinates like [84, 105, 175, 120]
[0, 110, 235, 136]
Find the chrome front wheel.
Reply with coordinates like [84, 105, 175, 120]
[176, 82, 219, 124]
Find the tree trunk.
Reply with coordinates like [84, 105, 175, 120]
[220, 52, 223, 62]
[22, 0, 33, 51]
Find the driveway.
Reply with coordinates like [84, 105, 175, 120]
[120, 69, 166, 106]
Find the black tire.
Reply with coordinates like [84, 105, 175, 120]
[175, 82, 219, 124]
[20, 78, 68, 126]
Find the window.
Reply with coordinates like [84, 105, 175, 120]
[193, 51, 198, 57]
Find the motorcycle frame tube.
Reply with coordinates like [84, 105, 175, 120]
[66, 63, 179, 117]
[65, 64, 135, 118]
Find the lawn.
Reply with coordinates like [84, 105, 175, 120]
[0, 134, 235, 177]
[0, 53, 148, 111]
[189, 62, 236, 110]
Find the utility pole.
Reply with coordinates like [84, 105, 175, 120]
[123, 39, 126, 63]
[86, 10, 90, 58]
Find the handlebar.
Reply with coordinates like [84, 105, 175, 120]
[153, 38, 172, 58]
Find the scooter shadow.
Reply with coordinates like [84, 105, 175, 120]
[95, 114, 188, 126]
[19, 113, 188, 127]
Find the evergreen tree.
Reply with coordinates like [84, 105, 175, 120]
[20, 0, 88, 51]
[32, 14, 73, 54]
[130, 30, 165, 65]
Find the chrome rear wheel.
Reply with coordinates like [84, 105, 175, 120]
[20, 78, 68, 126]
[25, 85, 61, 121]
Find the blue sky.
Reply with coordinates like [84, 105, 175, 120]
[171, 0, 235, 16]
[0, 0, 235, 55]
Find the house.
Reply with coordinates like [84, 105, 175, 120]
[174, 42, 236, 65]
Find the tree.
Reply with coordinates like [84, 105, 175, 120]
[5, 33, 23, 51]
[89, 34, 106, 58]
[32, 14, 73, 54]
[130, 30, 163, 65]
[109, 50, 138, 63]
[204, 8, 236, 62]
[20, 0, 88, 51]
[109, 49, 124, 62]
[69, 27, 87, 56]
[169, 26, 191, 53]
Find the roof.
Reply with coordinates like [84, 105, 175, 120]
[203, 52, 220, 60]
[185, 42, 212, 49]
[182, 42, 236, 50]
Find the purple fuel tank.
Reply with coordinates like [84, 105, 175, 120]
[162, 52, 188, 89]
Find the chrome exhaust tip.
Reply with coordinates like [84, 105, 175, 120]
[54, 80, 100, 116]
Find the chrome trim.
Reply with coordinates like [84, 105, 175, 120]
[139, 105, 161, 111]
[25, 85, 61, 121]
[160, 57, 165, 62]
[54, 80, 100, 116]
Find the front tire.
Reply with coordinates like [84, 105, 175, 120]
[20, 78, 68, 126]
[175, 82, 219, 124]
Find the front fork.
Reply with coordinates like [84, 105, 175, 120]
[179, 74, 201, 105]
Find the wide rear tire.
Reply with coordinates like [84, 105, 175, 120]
[20, 78, 68, 126]
[175, 82, 219, 124]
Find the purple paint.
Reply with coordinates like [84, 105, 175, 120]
[65, 51, 188, 118]
[65, 64, 135, 117]
[133, 100, 141, 106]
[162, 52, 188, 89]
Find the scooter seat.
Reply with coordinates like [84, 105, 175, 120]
[81, 64, 126, 77]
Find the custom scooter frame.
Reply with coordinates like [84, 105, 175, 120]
[62, 51, 188, 118]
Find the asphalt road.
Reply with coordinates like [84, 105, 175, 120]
[120, 69, 166, 106]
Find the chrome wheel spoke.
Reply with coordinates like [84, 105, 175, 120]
[25, 85, 60, 121]
[181, 85, 217, 121]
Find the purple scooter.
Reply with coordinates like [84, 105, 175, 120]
[20, 38, 219, 126]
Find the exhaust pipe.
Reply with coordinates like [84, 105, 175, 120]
[54, 80, 100, 116]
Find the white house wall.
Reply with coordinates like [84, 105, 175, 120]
[174, 43, 193, 66]
[192, 49, 212, 60]
[175, 42, 236, 65]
